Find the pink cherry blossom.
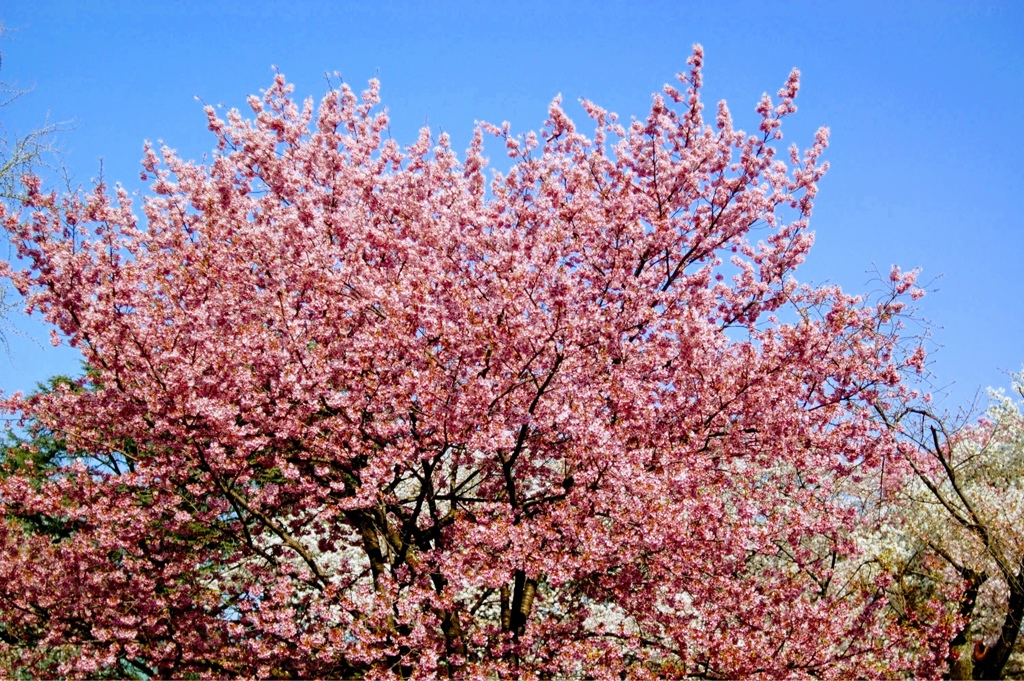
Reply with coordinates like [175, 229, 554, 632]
[0, 48, 952, 678]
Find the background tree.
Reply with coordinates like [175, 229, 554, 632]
[0, 48, 954, 678]
[0, 22, 68, 354]
[865, 373, 1024, 680]
[0, 23, 65, 201]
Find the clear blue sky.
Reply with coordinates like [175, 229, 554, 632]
[1, 0, 1021, 414]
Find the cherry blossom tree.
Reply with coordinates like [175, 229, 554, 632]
[0, 48, 954, 678]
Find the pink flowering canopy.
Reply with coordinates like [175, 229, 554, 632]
[0, 47, 951, 678]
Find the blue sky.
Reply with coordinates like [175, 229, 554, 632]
[1, 0, 1021, 413]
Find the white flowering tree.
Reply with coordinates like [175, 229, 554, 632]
[872, 372, 1024, 679]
